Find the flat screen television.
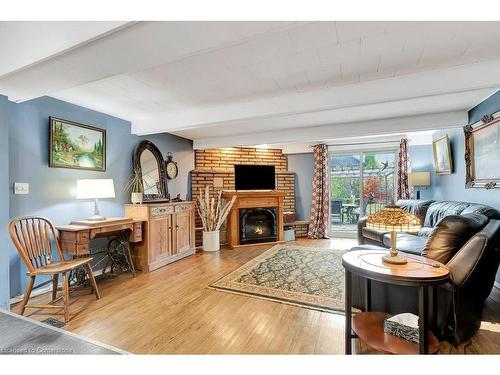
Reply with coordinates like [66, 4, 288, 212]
[234, 165, 276, 190]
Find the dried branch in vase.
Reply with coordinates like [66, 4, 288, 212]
[196, 186, 236, 231]
[122, 166, 144, 194]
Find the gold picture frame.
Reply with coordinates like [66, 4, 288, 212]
[49, 117, 106, 172]
[464, 112, 500, 189]
[432, 134, 453, 175]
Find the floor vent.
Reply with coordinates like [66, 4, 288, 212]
[41, 317, 66, 328]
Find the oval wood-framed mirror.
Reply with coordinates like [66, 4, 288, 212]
[133, 140, 169, 201]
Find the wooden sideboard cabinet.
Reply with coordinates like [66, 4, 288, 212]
[125, 201, 196, 272]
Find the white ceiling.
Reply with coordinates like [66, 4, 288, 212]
[1, 21, 500, 148]
[0, 21, 129, 76]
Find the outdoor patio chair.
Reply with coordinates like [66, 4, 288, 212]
[330, 199, 344, 223]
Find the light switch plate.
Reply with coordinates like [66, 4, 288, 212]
[14, 183, 29, 195]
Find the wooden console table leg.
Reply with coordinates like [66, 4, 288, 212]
[345, 269, 352, 354]
[418, 286, 429, 354]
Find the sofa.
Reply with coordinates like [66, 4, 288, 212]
[353, 199, 500, 344]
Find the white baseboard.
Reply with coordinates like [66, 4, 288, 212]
[10, 284, 53, 305]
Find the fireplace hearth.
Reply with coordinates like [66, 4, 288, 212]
[239, 208, 277, 245]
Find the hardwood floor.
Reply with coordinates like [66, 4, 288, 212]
[10, 238, 500, 354]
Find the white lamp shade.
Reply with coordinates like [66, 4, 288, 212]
[408, 172, 430, 187]
[76, 179, 115, 199]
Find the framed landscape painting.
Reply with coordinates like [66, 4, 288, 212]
[49, 117, 106, 171]
[432, 134, 453, 175]
[464, 112, 500, 189]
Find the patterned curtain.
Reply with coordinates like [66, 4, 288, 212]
[397, 138, 411, 200]
[308, 144, 329, 239]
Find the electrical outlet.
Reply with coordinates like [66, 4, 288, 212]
[14, 183, 29, 195]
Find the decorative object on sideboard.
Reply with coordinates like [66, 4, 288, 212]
[432, 134, 453, 175]
[49, 117, 106, 171]
[133, 140, 170, 201]
[165, 152, 179, 179]
[197, 186, 237, 252]
[464, 110, 500, 189]
[76, 179, 116, 221]
[123, 166, 144, 204]
[131, 192, 143, 205]
[366, 205, 421, 264]
[171, 193, 182, 202]
[408, 172, 430, 199]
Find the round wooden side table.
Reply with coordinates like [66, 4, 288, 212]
[342, 249, 450, 355]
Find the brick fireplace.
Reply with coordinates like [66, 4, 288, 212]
[190, 147, 307, 246]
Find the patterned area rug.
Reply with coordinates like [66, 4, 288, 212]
[210, 244, 346, 313]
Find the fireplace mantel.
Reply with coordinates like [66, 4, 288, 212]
[222, 190, 286, 249]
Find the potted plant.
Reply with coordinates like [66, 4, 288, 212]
[123, 166, 144, 204]
[196, 186, 236, 252]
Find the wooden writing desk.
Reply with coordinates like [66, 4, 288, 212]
[56, 217, 144, 277]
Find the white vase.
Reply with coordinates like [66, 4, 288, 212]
[202, 230, 220, 252]
[131, 192, 143, 204]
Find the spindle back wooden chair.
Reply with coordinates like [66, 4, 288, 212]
[9, 216, 100, 322]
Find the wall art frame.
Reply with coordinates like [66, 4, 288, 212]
[432, 134, 453, 175]
[49, 117, 106, 172]
[464, 111, 500, 189]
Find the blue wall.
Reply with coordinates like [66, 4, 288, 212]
[409, 144, 434, 201]
[288, 153, 313, 221]
[0, 96, 10, 310]
[469, 90, 500, 124]
[6, 96, 194, 298]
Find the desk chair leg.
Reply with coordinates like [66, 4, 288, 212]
[62, 272, 70, 322]
[20, 275, 35, 316]
[84, 263, 101, 300]
[51, 274, 59, 302]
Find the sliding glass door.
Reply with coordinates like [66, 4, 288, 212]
[329, 150, 396, 233]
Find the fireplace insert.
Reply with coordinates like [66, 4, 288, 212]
[239, 207, 278, 245]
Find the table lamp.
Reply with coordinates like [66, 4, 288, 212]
[76, 179, 115, 221]
[408, 172, 430, 200]
[366, 205, 421, 264]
